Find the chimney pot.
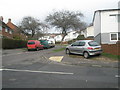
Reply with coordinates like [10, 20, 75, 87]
[0, 16, 3, 21]
[8, 18, 11, 22]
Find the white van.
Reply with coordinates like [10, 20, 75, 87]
[47, 39, 55, 47]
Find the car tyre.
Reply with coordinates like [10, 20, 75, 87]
[83, 52, 89, 59]
[66, 49, 70, 54]
[36, 48, 39, 51]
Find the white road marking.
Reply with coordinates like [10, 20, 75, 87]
[92, 65, 102, 67]
[49, 56, 64, 62]
[2, 68, 74, 75]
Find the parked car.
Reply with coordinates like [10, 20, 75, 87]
[66, 40, 102, 58]
[39, 40, 51, 49]
[27, 40, 44, 51]
[47, 39, 55, 48]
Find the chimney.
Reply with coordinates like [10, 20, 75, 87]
[8, 18, 11, 22]
[0, 16, 3, 21]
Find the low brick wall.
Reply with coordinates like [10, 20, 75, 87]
[101, 41, 120, 55]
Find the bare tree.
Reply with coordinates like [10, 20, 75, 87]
[45, 10, 86, 43]
[19, 16, 41, 38]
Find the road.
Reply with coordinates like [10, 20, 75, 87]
[2, 46, 119, 88]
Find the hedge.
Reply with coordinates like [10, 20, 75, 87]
[2, 38, 27, 49]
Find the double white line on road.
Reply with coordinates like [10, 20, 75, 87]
[0, 68, 74, 75]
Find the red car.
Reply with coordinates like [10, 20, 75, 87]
[27, 40, 44, 51]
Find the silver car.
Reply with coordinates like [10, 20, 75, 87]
[66, 40, 102, 58]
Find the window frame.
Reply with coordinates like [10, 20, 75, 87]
[79, 42, 85, 46]
[9, 30, 12, 34]
[110, 33, 118, 41]
[71, 42, 79, 46]
[5, 28, 8, 32]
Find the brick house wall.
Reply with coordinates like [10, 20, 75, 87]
[2, 27, 13, 39]
[2, 21, 13, 39]
[101, 41, 120, 55]
[7, 19, 27, 40]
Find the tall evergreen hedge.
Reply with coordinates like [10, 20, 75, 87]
[2, 38, 27, 49]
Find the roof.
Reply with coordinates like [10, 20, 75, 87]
[1, 21, 13, 31]
[92, 9, 120, 23]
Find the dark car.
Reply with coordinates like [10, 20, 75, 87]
[39, 40, 51, 49]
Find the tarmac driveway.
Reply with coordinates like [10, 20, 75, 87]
[2, 45, 118, 68]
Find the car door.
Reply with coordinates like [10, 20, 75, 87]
[69, 42, 80, 53]
[76, 42, 85, 54]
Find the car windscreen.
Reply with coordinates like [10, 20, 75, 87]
[88, 41, 99, 46]
[28, 42, 35, 45]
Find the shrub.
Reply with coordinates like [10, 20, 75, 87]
[2, 38, 27, 49]
[77, 35, 85, 40]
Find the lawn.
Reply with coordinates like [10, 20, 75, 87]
[102, 53, 120, 61]
[53, 48, 65, 52]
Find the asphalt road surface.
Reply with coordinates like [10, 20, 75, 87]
[2, 47, 119, 88]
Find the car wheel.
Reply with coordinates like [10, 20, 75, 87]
[66, 49, 70, 54]
[36, 48, 39, 51]
[83, 52, 89, 59]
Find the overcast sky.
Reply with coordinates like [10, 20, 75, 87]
[0, 0, 119, 31]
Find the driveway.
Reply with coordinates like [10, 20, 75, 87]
[41, 46, 118, 68]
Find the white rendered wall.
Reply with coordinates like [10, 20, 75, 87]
[86, 26, 94, 37]
[101, 11, 118, 33]
[94, 11, 101, 37]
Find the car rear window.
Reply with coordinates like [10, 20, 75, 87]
[28, 42, 35, 45]
[88, 41, 99, 46]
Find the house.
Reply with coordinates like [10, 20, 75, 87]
[93, 9, 120, 55]
[64, 31, 79, 41]
[7, 18, 27, 40]
[85, 25, 94, 38]
[0, 17, 13, 39]
[39, 31, 79, 43]
[39, 33, 57, 40]
[54, 31, 79, 42]
[54, 34, 63, 42]
[79, 29, 86, 38]
[79, 25, 94, 40]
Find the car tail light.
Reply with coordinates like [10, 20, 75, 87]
[87, 47, 94, 50]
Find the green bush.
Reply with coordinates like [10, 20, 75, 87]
[55, 41, 61, 44]
[67, 35, 85, 44]
[67, 39, 77, 44]
[2, 38, 27, 49]
[77, 35, 85, 40]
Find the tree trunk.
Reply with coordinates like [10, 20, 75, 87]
[60, 28, 67, 45]
[60, 34, 66, 45]
[31, 30, 35, 38]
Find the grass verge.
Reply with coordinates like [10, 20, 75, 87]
[53, 48, 65, 52]
[102, 53, 120, 60]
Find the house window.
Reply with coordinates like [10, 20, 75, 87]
[109, 14, 120, 22]
[117, 15, 120, 22]
[110, 33, 118, 41]
[118, 33, 120, 40]
[5, 28, 8, 32]
[9, 30, 12, 34]
[73, 33, 76, 37]
[0, 26, 2, 30]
